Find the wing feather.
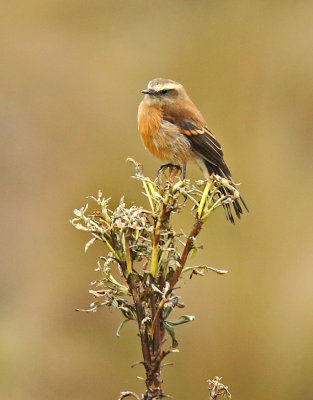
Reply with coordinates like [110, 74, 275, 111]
[162, 114, 231, 177]
[162, 109, 248, 221]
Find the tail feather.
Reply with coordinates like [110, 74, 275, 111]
[203, 161, 248, 223]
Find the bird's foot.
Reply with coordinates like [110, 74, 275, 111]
[157, 163, 182, 177]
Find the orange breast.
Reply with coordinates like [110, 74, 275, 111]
[138, 101, 193, 164]
[138, 101, 163, 158]
[138, 102, 161, 138]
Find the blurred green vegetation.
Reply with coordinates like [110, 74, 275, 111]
[1, 1, 312, 399]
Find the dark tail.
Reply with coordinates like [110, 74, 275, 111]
[204, 161, 248, 223]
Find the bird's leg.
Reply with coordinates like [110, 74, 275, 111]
[182, 163, 186, 179]
[157, 163, 182, 176]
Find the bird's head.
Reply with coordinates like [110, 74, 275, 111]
[141, 78, 188, 107]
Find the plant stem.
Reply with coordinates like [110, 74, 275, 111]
[127, 275, 151, 368]
[124, 234, 132, 277]
[198, 178, 212, 218]
[150, 200, 170, 277]
[150, 218, 162, 277]
[169, 218, 203, 290]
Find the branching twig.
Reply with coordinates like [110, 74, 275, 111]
[71, 160, 241, 399]
[118, 391, 142, 400]
[207, 376, 231, 399]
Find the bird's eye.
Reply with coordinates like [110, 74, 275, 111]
[161, 89, 168, 95]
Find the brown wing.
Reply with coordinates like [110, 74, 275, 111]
[162, 115, 232, 179]
[162, 113, 248, 222]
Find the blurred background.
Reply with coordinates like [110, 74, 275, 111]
[1, 1, 313, 399]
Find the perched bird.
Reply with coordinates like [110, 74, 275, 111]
[137, 78, 248, 222]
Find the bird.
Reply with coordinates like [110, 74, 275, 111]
[137, 78, 248, 223]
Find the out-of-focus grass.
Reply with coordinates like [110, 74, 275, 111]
[1, 1, 312, 399]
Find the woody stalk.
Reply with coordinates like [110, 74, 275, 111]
[70, 158, 235, 400]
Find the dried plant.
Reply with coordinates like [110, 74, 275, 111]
[207, 377, 231, 399]
[70, 158, 236, 399]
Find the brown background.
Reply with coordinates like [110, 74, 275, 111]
[1, 1, 313, 399]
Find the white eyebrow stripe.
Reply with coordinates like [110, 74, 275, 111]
[157, 83, 179, 91]
[147, 81, 181, 91]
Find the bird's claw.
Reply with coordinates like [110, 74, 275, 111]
[157, 163, 182, 177]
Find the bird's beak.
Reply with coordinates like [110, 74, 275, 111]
[141, 89, 152, 95]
